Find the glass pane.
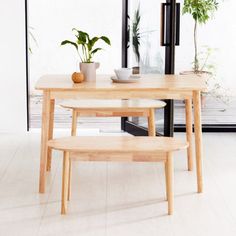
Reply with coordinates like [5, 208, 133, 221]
[175, 0, 236, 126]
[29, 0, 122, 130]
[128, 0, 165, 134]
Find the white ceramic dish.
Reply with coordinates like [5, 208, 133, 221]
[111, 75, 141, 83]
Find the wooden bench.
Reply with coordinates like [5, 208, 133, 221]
[60, 99, 166, 136]
[48, 136, 188, 215]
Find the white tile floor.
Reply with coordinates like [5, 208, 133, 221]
[0, 130, 236, 236]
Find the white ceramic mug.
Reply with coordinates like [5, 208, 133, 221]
[114, 68, 132, 80]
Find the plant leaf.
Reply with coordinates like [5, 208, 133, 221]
[91, 48, 103, 55]
[72, 28, 89, 44]
[89, 37, 99, 50]
[61, 40, 78, 50]
[100, 36, 111, 45]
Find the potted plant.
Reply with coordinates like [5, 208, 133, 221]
[61, 28, 111, 81]
[127, 5, 141, 74]
[199, 46, 230, 106]
[132, 5, 141, 74]
[182, 0, 218, 75]
[181, 0, 219, 106]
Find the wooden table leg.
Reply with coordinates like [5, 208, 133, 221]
[193, 91, 203, 193]
[46, 99, 55, 171]
[148, 108, 156, 136]
[39, 91, 51, 193]
[185, 99, 193, 171]
[61, 151, 70, 215]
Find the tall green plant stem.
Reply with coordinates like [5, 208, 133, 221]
[194, 19, 199, 72]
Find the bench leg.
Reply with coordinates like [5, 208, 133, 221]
[46, 99, 55, 172]
[61, 151, 70, 215]
[185, 99, 193, 171]
[166, 152, 174, 215]
[68, 110, 77, 201]
[71, 110, 78, 136]
[67, 159, 72, 201]
[148, 108, 156, 136]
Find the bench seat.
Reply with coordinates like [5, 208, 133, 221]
[48, 136, 187, 154]
[60, 99, 166, 111]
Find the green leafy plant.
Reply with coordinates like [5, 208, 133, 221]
[196, 46, 230, 105]
[61, 28, 111, 63]
[183, 0, 219, 73]
[127, 4, 141, 64]
[196, 46, 217, 73]
[132, 5, 141, 63]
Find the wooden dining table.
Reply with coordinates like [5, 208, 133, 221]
[35, 74, 207, 194]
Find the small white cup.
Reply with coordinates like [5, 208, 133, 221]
[114, 68, 132, 80]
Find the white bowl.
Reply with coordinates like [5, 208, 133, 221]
[114, 68, 132, 80]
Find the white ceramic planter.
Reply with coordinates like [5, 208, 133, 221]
[80, 62, 100, 82]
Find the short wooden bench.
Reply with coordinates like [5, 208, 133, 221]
[48, 136, 188, 215]
[60, 99, 166, 136]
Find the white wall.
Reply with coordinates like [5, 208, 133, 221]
[0, 0, 27, 132]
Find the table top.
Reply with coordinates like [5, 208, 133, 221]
[35, 74, 207, 92]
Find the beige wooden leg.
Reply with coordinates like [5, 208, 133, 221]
[148, 108, 156, 136]
[185, 99, 193, 171]
[67, 159, 72, 201]
[71, 110, 78, 136]
[61, 151, 70, 215]
[68, 110, 77, 200]
[39, 91, 51, 193]
[46, 99, 55, 172]
[166, 152, 173, 215]
[193, 91, 203, 193]
[165, 161, 168, 201]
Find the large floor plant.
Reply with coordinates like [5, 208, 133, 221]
[132, 5, 141, 65]
[183, 0, 218, 73]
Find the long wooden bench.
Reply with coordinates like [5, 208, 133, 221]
[48, 136, 188, 215]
